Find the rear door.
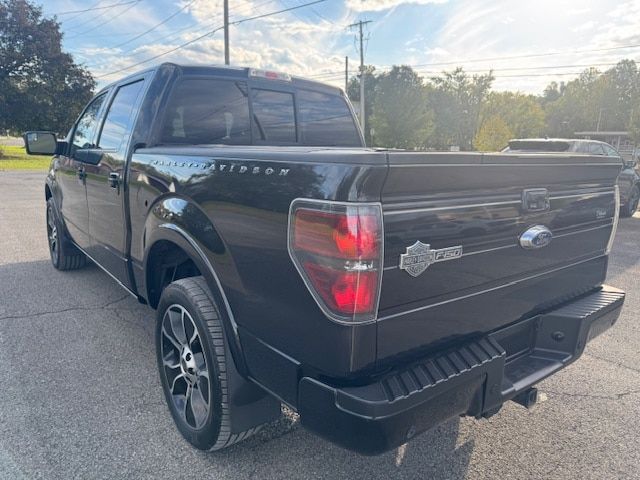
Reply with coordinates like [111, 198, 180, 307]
[56, 93, 108, 249]
[376, 151, 621, 363]
[84, 78, 146, 288]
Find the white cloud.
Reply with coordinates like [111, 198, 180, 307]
[410, 0, 640, 93]
[87, 2, 353, 87]
[345, 0, 448, 12]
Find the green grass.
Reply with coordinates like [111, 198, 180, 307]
[0, 145, 51, 171]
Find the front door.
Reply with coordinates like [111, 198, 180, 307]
[56, 94, 107, 250]
[84, 78, 146, 289]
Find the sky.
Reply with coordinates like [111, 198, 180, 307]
[41, 0, 640, 93]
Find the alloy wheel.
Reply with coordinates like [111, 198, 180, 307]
[160, 304, 211, 430]
[46, 203, 58, 258]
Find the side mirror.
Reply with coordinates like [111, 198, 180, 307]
[23, 131, 58, 155]
[624, 159, 637, 169]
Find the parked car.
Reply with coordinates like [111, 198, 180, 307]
[503, 138, 640, 217]
[23, 64, 624, 455]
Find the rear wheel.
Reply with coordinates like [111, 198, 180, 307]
[622, 186, 639, 217]
[46, 198, 86, 270]
[156, 276, 261, 450]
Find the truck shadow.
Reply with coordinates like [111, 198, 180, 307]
[217, 415, 475, 479]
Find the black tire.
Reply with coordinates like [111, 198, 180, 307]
[622, 186, 639, 218]
[46, 198, 86, 271]
[156, 276, 260, 450]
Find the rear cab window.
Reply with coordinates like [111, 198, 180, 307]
[298, 89, 361, 147]
[160, 78, 251, 145]
[158, 73, 362, 147]
[251, 89, 297, 143]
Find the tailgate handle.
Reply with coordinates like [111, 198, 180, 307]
[521, 188, 549, 213]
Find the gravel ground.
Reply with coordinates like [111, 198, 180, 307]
[0, 171, 638, 479]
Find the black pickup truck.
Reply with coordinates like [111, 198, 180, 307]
[24, 63, 625, 455]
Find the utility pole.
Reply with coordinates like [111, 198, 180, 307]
[348, 19, 372, 135]
[345, 56, 349, 93]
[224, 0, 230, 65]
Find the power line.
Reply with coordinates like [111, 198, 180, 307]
[54, 0, 102, 23]
[96, 0, 329, 79]
[61, 0, 131, 29]
[310, 57, 640, 81]
[66, 0, 143, 39]
[74, 0, 264, 65]
[109, 0, 259, 52]
[109, 0, 198, 49]
[73, 0, 143, 36]
[305, 55, 640, 79]
[378, 43, 640, 69]
[50, 0, 137, 15]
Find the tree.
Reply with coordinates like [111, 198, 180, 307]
[543, 61, 640, 137]
[541, 81, 565, 105]
[479, 91, 545, 141]
[473, 115, 513, 151]
[347, 65, 378, 145]
[427, 68, 494, 150]
[369, 66, 432, 149]
[0, 0, 95, 135]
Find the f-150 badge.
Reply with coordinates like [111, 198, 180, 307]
[399, 241, 463, 277]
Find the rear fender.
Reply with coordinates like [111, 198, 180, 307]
[142, 195, 245, 374]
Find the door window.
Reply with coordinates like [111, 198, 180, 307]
[72, 94, 106, 154]
[588, 143, 605, 155]
[251, 89, 296, 143]
[603, 145, 619, 157]
[99, 80, 145, 150]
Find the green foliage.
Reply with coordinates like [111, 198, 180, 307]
[427, 68, 494, 150]
[346, 60, 640, 152]
[543, 60, 640, 137]
[347, 65, 378, 145]
[0, 0, 95, 136]
[369, 66, 432, 149]
[479, 91, 545, 142]
[0, 145, 50, 170]
[473, 115, 513, 151]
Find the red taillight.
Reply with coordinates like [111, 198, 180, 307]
[289, 200, 383, 323]
[304, 264, 378, 314]
[293, 210, 379, 259]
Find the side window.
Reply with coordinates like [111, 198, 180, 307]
[298, 89, 361, 147]
[573, 142, 590, 153]
[588, 143, 605, 155]
[99, 80, 145, 150]
[251, 89, 296, 143]
[72, 94, 106, 152]
[604, 145, 619, 157]
[160, 79, 251, 145]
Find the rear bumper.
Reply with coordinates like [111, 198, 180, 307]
[298, 285, 625, 455]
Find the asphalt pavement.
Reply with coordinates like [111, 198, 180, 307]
[0, 171, 639, 479]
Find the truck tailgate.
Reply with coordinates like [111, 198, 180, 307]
[377, 151, 621, 364]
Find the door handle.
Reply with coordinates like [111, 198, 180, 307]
[77, 167, 85, 180]
[108, 172, 120, 189]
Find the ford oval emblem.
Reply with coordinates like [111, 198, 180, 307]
[519, 225, 553, 250]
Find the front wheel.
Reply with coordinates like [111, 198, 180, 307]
[156, 276, 261, 450]
[46, 198, 86, 270]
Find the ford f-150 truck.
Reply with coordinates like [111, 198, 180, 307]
[24, 63, 625, 455]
